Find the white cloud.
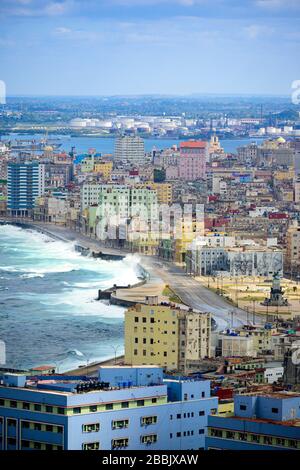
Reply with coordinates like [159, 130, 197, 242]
[244, 24, 274, 39]
[256, 0, 300, 9]
[0, 0, 73, 17]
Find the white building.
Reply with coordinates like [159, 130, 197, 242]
[220, 334, 257, 358]
[81, 183, 102, 209]
[114, 136, 145, 165]
[264, 367, 284, 384]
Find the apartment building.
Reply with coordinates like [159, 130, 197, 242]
[0, 366, 217, 451]
[206, 393, 300, 450]
[179, 141, 208, 181]
[286, 222, 300, 272]
[114, 136, 145, 165]
[7, 162, 45, 217]
[124, 299, 211, 372]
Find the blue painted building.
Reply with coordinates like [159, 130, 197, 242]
[0, 366, 218, 450]
[7, 162, 45, 216]
[206, 392, 300, 450]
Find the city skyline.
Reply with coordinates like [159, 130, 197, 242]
[0, 0, 300, 96]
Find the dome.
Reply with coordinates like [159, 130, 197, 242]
[276, 137, 286, 143]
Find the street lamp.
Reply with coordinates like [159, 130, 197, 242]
[111, 345, 122, 365]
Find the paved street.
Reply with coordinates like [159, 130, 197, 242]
[140, 257, 260, 329]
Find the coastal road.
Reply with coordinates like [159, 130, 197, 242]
[140, 257, 260, 329]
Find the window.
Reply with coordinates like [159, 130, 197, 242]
[46, 425, 53, 432]
[199, 411, 205, 416]
[111, 438, 129, 449]
[137, 400, 144, 407]
[199, 429, 204, 435]
[238, 433, 247, 441]
[264, 436, 272, 445]
[46, 405, 53, 413]
[73, 407, 81, 414]
[210, 428, 223, 438]
[0, 399, 4, 406]
[21, 440, 30, 449]
[83, 423, 100, 433]
[34, 442, 41, 450]
[7, 419, 16, 427]
[152, 398, 157, 404]
[141, 434, 157, 444]
[57, 407, 65, 415]
[121, 402, 129, 408]
[240, 404, 247, 411]
[177, 414, 181, 419]
[22, 402, 30, 410]
[112, 419, 129, 430]
[7, 437, 16, 447]
[82, 442, 100, 450]
[176, 432, 181, 437]
[34, 423, 42, 431]
[22, 421, 30, 429]
[10, 401, 17, 408]
[89, 405, 97, 413]
[226, 431, 235, 439]
[141, 416, 157, 426]
[34, 404, 41, 411]
[288, 440, 297, 449]
[106, 404, 113, 411]
[271, 407, 278, 414]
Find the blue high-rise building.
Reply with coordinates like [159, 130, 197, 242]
[0, 366, 218, 450]
[206, 392, 300, 450]
[7, 162, 45, 217]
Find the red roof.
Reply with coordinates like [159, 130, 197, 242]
[180, 141, 207, 149]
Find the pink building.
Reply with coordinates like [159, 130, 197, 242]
[179, 141, 208, 180]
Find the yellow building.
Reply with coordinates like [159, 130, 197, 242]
[217, 400, 234, 416]
[274, 170, 294, 181]
[94, 161, 113, 179]
[137, 182, 173, 204]
[174, 217, 204, 264]
[124, 298, 211, 372]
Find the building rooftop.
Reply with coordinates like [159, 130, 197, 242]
[180, 141, 207, 149]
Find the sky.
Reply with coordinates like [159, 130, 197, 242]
[0, 0, 300, 96]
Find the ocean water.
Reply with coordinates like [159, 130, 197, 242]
[0, 225, 140, 372]
[2, 133, 261, 155]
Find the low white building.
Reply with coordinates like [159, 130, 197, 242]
[219, 334, 257, 358]
[264, 366, 284, 384]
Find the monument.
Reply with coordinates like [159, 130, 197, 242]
[261, 272, 289, 307]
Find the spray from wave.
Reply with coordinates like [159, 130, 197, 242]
[0, 224, 140, 370]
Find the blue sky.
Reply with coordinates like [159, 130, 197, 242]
[0, 0, 299, 96]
